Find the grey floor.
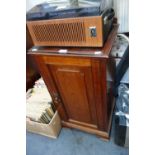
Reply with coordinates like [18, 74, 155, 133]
[26, 119, 129, 155]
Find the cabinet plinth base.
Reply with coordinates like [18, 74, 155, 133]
[62, 121, 110, 140]
[62, 98, 115, 140]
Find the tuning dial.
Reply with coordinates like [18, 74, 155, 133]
[89, 26, 97, 37]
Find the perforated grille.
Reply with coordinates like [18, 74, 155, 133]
[32, 22, 86, 43]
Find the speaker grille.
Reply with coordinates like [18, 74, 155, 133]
[32, 22, 86, 43]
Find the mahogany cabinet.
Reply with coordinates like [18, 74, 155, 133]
[28, 24, 118, 140]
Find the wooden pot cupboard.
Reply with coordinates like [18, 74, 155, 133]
[28, 24, 118, 140]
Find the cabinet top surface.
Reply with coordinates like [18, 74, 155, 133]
[28, 24, 119, 59]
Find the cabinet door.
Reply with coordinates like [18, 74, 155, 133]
[38, 56, 98, 128]
[49, 65, 97, 128]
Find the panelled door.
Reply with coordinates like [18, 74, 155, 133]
[42, 56, 98, 129]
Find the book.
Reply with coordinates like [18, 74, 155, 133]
[45, 107, 54, 118]
[40, 114, 49, 124]
[39, 116, 47, 124]
[44, 112, 52, 122]
[51, 102, 56, 112]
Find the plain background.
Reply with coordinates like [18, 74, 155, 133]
[0, 0, 155, 155]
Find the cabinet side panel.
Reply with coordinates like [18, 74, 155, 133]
[106, 58, 116, 120]
[100, 59, 108, 131]
[91, 59, 108, 131]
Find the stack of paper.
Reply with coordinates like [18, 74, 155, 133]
[26, 78, 55, 124]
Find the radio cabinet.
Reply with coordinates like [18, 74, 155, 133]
[27, 9, 114, 47]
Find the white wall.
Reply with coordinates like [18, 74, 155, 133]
[113, 0, 129, 33]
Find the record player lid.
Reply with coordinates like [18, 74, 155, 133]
[26, 0, 108, 21]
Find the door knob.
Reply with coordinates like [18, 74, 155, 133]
[53, 92, 61, 104]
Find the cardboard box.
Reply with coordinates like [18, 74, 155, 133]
[26, 111, 61, 138]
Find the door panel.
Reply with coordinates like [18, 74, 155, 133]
[48, 65, 97, 127]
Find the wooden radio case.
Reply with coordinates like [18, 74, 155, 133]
[27, 9, 114, 47]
